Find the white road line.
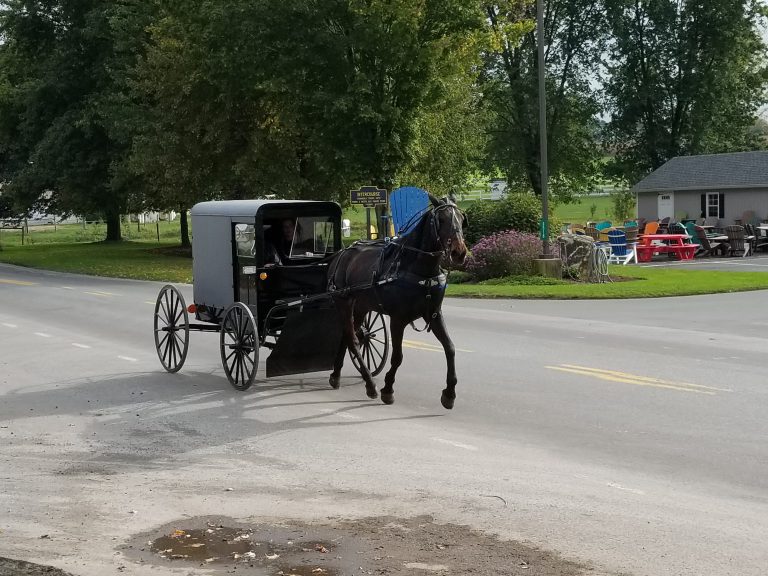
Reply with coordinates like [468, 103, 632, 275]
[2, 323, 18, 328]
[606, 482, 645, 495]
[432, 437, 479, 451]
[118, 356, 138, 362]
[34, 332, 52, 338]
[61, 286, 75, 290]
[72, 343, 92, 349]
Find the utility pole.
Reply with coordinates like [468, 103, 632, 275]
[537, 0, 551, 257]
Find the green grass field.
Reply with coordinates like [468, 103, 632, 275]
[552, 195, 614, 223]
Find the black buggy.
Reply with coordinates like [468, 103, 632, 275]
[153, 200, 390, 390]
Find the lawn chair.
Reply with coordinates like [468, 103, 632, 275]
[644, 221, 660, 235]
[595, 220, 613, 231]
[669, 222, 689, 238]
[658, 217, 671, 233]
[607, 230, 635, 265]
[725, 225, 752, 257]
[390, 186, 429, 235]
[584, 226, 601, 241]
[693, 225, 727, 257]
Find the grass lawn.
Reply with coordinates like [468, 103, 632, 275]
[0, 241, 193, 283]
[552, 195, 614, 223]
[447, 266, 768, 299]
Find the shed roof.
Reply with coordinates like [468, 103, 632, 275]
[631, 151, 768, 193]
[190, 199, 341, 219]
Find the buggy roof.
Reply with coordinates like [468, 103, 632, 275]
[191, 199, 341, 219]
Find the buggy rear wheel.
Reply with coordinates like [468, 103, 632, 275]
[350, 311, 390, 377]
[153, 284, 190, 373]
[220, 302, 259, 391]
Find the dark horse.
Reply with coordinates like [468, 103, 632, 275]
[327, 195, 468, 409]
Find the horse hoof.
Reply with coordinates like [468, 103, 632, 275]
[366, 385, 378, 399]
[440, 391, 455, 410]
[329, 375, 340, 389]
[381, 391, 395, 405]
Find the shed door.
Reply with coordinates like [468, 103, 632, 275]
[657, 192, 674, 220]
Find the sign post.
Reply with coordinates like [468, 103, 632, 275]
[350, 186, 388, 240]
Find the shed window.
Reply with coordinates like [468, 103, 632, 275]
[706, 193, 720, 218]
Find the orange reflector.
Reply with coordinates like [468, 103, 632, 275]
[259, 272, 268, 281]
[187, 304, 197, 313]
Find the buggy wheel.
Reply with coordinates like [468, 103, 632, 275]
[153, 284, 190, 373]
[220, 302, 259, 391]
[350, 311, 390, 377]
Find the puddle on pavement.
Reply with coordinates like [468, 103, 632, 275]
[148, 523, 338, 575]
[127, 515, 591, 576]
[150, 526, 258, 563]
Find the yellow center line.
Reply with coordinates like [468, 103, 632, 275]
[0, 278, 37, 286]
[403, 341, 442, 353]
[561, 364, 732, 393]
[545, 366, 715, 395]
[402, 339, 473, 353]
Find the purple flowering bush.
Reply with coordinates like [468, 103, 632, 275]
[466, 230, 552, 280]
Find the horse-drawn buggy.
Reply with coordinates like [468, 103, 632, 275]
[153, 197, 467, 408]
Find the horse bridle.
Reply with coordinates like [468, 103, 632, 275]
[402, 203, 466, 261]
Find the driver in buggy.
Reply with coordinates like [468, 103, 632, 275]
[264, 218, 313, 266]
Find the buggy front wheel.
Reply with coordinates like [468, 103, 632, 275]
[350, 311, 390, 377]
[220, 302, 259, 391]
[153, 284, 190, 373]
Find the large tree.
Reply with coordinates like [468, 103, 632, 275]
[0, 0, 146, 241]
[605, 0, 768, 182]
[482, 0, 605, 200]
[131, 0, 487, 215]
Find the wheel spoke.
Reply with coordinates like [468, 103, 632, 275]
[369, 340, 385, 362]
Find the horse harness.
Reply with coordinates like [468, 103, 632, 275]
[327, 203, 461, 332]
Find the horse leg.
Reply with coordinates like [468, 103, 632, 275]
[380, 317, 406, 405]
[329, 300, 352, 389]
[328, 336, 347, 389]
[429, 313, 457, 410]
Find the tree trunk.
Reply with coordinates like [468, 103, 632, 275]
[105, 210, 122, 242]
[179, 206, 190, 248]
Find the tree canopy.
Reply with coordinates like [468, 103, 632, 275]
[1, 0, 767, 244]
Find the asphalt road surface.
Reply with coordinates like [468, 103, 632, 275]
[1, 263, 767, 576]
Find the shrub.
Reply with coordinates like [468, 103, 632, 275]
[465, 193, 541, 244]
[610, 188, 636, 222]
[466, 230, 549, 280]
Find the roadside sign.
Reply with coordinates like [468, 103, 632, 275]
[539, 218, 548, 241]
[350, 186, 387, 207]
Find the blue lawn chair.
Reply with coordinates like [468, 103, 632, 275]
[390, 186, 429, 235]
[607, 229, 635, 265]
[595, 220, 613, 231]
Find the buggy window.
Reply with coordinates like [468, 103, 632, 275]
[288, 217, 338, 258]
[234, 223, 255, 256]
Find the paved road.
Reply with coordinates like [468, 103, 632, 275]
[1, 263, 767, 576]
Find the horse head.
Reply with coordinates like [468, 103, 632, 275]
[428, 194, 468, 267]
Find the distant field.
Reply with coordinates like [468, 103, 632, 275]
[552, 195, 615, 223]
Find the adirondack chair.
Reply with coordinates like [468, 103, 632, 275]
[693, 225, 727, 257]
[595, 220, 613, 231]
[607, 230, 635, 265]
[644, 221, 660, 235]
[584, 225, 601, 240]
[390, 186, 430, 236]
[725, 225, 752, 257]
